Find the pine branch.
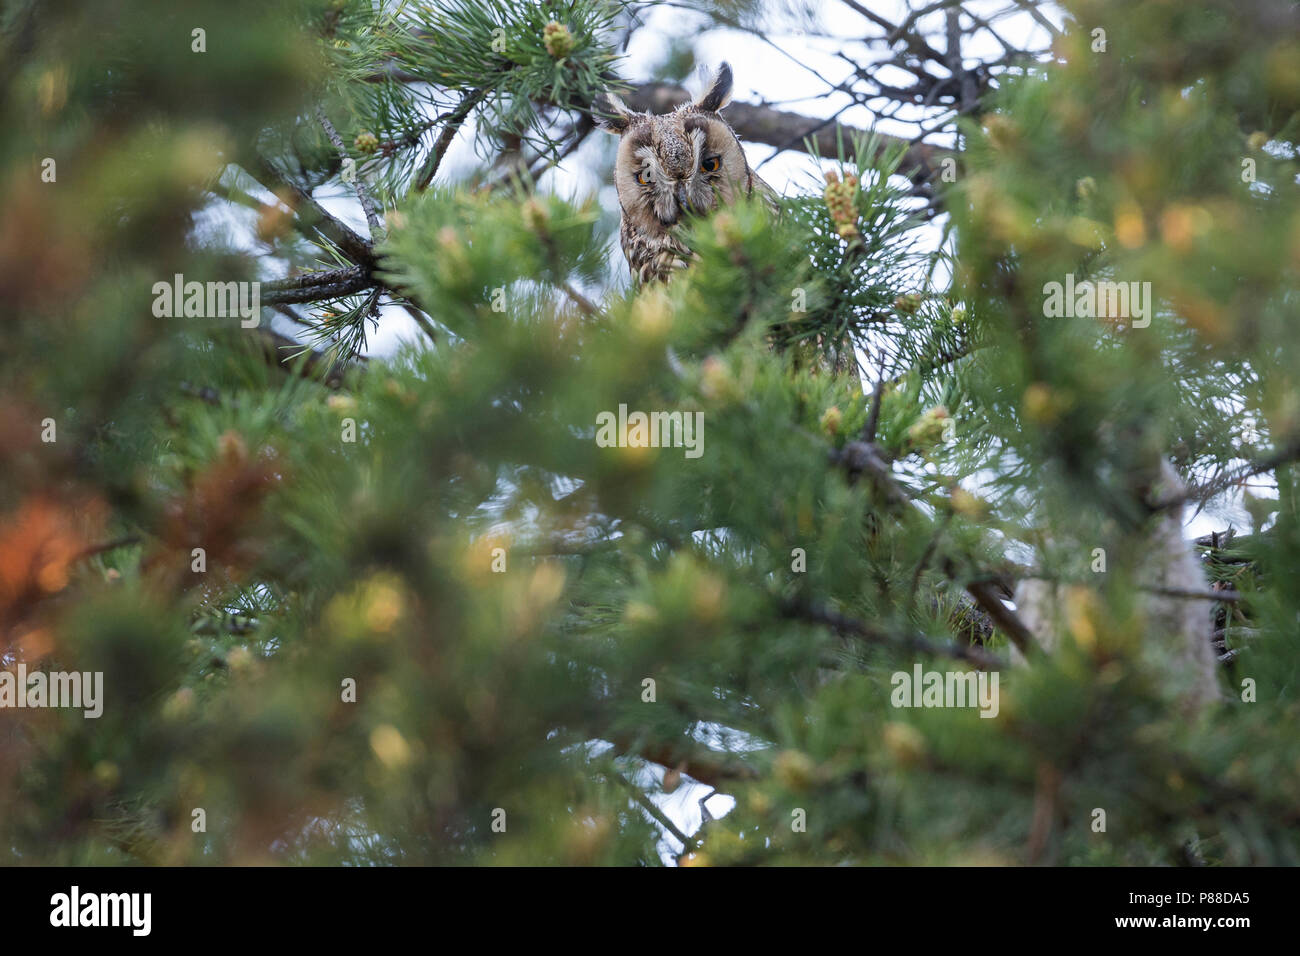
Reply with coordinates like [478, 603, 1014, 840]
[1177, 434, 1300, 508]
[561, 282, 600, 317]
[619, 82, 946, 187]
[245, 327, 362, 388]
[1014, 570, 1244, 604]
[413, 86, 488, 192]
[781, 598, 1005, 670]
[830, 438, 1039, 656]
[963, 577, 1035, 657]
[247, 157, 378, 269]
[262, 266, 373, 304]
[75, 535, 142, 562]
[611, 771, 697, 854]
[316, 106, 384, 238]
[608, 735, 760, 789]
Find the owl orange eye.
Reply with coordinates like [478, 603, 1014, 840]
[637, 169, 653, 185]
[701, 156, 721, 173]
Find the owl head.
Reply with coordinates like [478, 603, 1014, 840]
[595, 63, 751, 230]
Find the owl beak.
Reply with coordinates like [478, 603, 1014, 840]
[675, 183, 693, 216]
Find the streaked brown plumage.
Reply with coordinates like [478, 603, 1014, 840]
[594, 63, 776, 284]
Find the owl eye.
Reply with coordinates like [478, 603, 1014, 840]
[700, 155, 721, 173]
[636, 169, 653, 186]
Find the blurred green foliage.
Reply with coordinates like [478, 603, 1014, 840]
[1, 0, 1297, 866]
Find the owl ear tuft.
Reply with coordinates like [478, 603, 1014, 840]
[693, 62, 733, 113]
[593, 91, 634, 134]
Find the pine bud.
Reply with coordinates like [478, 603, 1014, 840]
[521, 197, 550, 233]
[565, 814, 612, 863]
[712, 210, 743, 248]
[882, 722, 927, 766]
[823, 170, 860, 239]
[893, 293, 921, 315]
[369, 724, 413, 769]
[699, 355, 739, 403]
[981, 113, 1018, 151]
[227, 646, 254, 675]
[906, 404, 950, 450]
[747, 790, 772, 815]
[773, 749, 816, 790]
[92, 761, 121, 789]
[436, 226, 470, 274]
[631, 288, 672, 343]
[361, 575, 406, 633]
[354, 131, 379, 154]
[1022, 382, 1058, 424]
[217, 429, 248, 463]
[950, 487, 987, 519]
[543, 21, 575, 58]
[256, 203, 292, 243]
[819, 405, 842, 437]
[622, 601, 659, 626]
[690, 572, 725, 623]
[662, 767, 682, 793]
[163, 687, 196, 721]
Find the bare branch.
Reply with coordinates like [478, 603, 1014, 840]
[248, 158, 377, 269]
[1153, 434, 1300, 512]
[414, 87, 488, 192]
[620, 82, 945, 187]
[262, 266, 372, 305]
[609, 735, 759, 789]
[611, 771, 697, 852]
[782, 597, 1006, 670]
[317, 106, 384, 238]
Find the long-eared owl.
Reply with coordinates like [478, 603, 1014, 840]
[595, 63, 776, 284]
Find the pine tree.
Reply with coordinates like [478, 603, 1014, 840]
[1, 0, 1298, 866]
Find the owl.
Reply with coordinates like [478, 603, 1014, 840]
[595, 63, 776, 284]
